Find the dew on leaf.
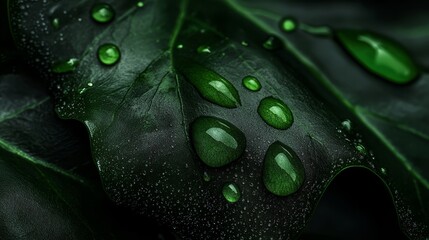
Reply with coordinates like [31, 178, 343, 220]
[52, 58, 79, 73]
[97, 43, 121, 65]
[222, 183, 241, 203]
[341, 119, 352, 132]
[280, 17, 297, 33]
[336, 30, 419, 84]
[263, 35, 281, 50]
[190, 116, 246, 168]
[91, 3, 115, 23]
[355, 143, 367, 155]
[263, 141, 305, 196]
[51, 18, 60, 29]
[258, 97, 294, 130]
[242, 75, 261, 92]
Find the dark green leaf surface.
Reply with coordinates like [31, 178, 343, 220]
[7, 0, 429, 239]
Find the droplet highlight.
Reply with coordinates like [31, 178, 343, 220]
[222, 183, 241, 203]
[52, 58, 79, 73]
[197, 45, 211, 54]
[242, 76, 261, 92]
[336, 30, 419, 84]
[190, 116, 246, 168]
[97, 43, 121, 65]
[263, 141, 305, 196]
[91, 3, 115, 23]
[258, 97, 294, 130]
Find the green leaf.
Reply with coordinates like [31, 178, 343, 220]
[7, 0, 429, 239]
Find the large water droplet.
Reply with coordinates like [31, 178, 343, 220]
[190, 116, 246, 167]
[258, 97, 293, 130]
[180, 62, 241, 108]
[263, 141, 305, 196]
[280, 17, 297, 33]
[91, 3, 115, 23]
[242, 76, 261, 92]
[336, 30, 419, 84]
[222, 183, 241, 203]
[97, 43, 121, 65]
[52, 58, 79, 73]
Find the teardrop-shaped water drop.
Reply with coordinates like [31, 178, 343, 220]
[222, 183, 241, 203]
[280, 17, 297, 33]
[91, 3, 115, 23]
[336, 30, 419, 84]
[180, 62, 241, 108]
[263, 141, 305, 196]
[52, 58, 79, 73]
[258, 97, 293, 130]
[191, 116, 246, 167]
[242, 76, 261, 92]
[97, 43, 121, 65]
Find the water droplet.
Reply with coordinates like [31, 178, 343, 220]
[97, 43, 121, 65]
[241, 41, 248, 47]
[222, 183, 241, 203]
[136, 1, 144, 7]
[263, 35, 281, 50]
[177, 44, 184, 49]
[52, 58, 79, 73]
[258, 97, 293, 130]
[336, 30, 419, 84]
[242, 75, 261, 92]
[203, 172, 211, 182]
[190, 116, 246, 167]
[263, 141, 305, 196]
[180, 62, 241, 108]
[51, 18, 60, 29]
[280, 17, 297, 33]
[91, 3, 115, 23]
[87, 82, 93, 87]
[341, 119, 352, 132]
[381, 168, 387, 175]
[355, 143, 367, 155]
[197, 45, 211, 54]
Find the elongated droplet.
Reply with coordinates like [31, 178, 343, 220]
[197, 45, 211, 54]
[97, 43, 121, 65]
[191, 116, 246, 167]
[223, 183, 241, 203]
[52, 58, 79, 73]
[242, 76, 261, 92]
[91, 3, 115, 23]
[263, 35, 281, 50]
[263, 141, 305, 196]
[336, 30, 419, 84]
[258, 97, 293, 130]
[180, 62, 241, 108]
[280, 17, 297, 33]
[52, 18, 60, 29]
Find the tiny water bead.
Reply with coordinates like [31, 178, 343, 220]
[242, 76, 261, 92]
[336, 30, 419, 84]
[197, 45, 211, 54]
[91, 3, 115, 23]
[203, 172, 211, 182]
[97, 43, 121, 65]
[341, 119, 352, 132]
[263, 141, 305, 196]
[280, 17, 297, 33]
[136, 1, 144, 7]
[263, 35, 281, 50]
[51, 18, 60, 29]
[180, 62, 241, 108]
[355, 143, 367, 155]
[52, 58, 79, 73]
[222, 183, 241, 203]
[190, 116, 246, 168]
[257, 97, 294, 130]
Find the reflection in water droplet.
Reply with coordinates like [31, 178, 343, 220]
[91, 3, 115, 23]
[52, 58, 79, 73]
[242, 76, 261, 92]
[97, 43, 121, 65]
[280, 17, 297, 33]
[336, 30, 419, 84]
[263, 141, 305, 196]
[191, 116, 246, 167]
[258, 97, 293, 130]
[180, 62, 241, 108]
[223, 183, 241, 203]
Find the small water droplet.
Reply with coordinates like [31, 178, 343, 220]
[263, 35, 281, 50]
[91, 3, 115, 23]
[222, 183, 241, 203]
[263, 141, 305, 196]
[51, 18, 60, 29]
[190, 116, 246, 167]
[258, 97, 293, 130]
[97, 43, 121, 65]
[136, 1, 144, 7]
[87, 82, 93, 87]
[52, 58, 79, 73]
[341, 119, 352, 132]
[381, 167, 387, 175]
[197, 45, 211, 54]
[203, 172, 211, 182]
[355, 143, 367, 155]
[336, 30, 419, 84]
[280, 17, 297, 33]
[242, 75, 261, 92]
[241, 41, 248, 47]
[177, 44, 184, 49]
[180, 62, 241, 108]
